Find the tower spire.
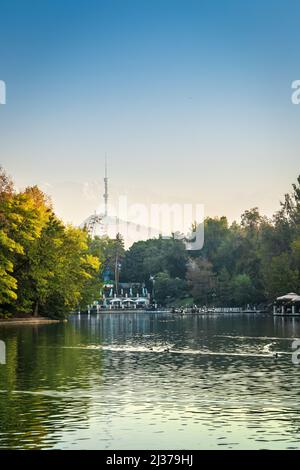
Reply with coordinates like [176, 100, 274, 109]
[104, 154, 108, 217]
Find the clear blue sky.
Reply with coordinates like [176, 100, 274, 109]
[0, 0, 299, 225]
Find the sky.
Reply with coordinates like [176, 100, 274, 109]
[0, 0, 299, 227]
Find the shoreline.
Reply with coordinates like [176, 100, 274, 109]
[0, 317, 66, 326]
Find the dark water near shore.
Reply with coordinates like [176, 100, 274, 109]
[0, 312, 300, 449]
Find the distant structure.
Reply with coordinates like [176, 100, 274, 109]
[81, 159, 203, 250]
[80, 158, 160, 247]
[273, 292, 300, 316]
[83, 212, 103, 238]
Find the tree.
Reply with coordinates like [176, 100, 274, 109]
[216, 267, 231, 305]
[2, 167, 300, 315]
[39, 226, 100, 317]
[0, 167, 14, 195]
[121, 238, 187, 284]
[199, 216, 229, 266]
[0, 180, 50, 310]
[12, 187, 53, 314]
[89, 234, 125, 287]
[262, 253, 298, 301]
[230, 274, 255, 307]
[119, 241, 149, 283]
[154, 272, 187, 306]
[0, 169, 102, 318]
[186, 258, 216, 304]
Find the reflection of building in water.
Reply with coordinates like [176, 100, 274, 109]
[80, 160, 160, 248]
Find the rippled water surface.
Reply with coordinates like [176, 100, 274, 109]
[0, 312, 300, 449]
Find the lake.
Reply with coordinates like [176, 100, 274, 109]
[0, 312, 300, 449]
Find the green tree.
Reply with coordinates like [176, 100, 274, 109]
[262, 253, 298, 301]
[186, 258, 215, 305]
[89, 234, 125, 289]
[0, 169, 101, 318]
[154, 272, 187, 306]
[0, 177, 50, 310]
[42, 226, 100, 317]
[230, 274, 255, 306]
[216, 267, 231, 305]
[121, 238, 187, 284]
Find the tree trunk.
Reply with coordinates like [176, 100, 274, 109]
[34, 300, 39, 317]
[115, 252, 119, 295]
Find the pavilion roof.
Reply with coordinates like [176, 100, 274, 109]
[276, 292, 298, 301]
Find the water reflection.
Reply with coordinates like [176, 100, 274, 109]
[0, 313, 300, 449]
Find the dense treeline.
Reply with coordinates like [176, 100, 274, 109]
[1, 166, 300, 314]
[120, 176, 300, 307]
[0, 168, 101, 318]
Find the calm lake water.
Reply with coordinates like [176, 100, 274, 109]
[0, 312, 300, 449]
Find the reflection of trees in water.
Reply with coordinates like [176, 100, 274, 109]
[87, 314, 300, 441]
[0, 324, 103, 449]
[1, 315, 300, 448]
